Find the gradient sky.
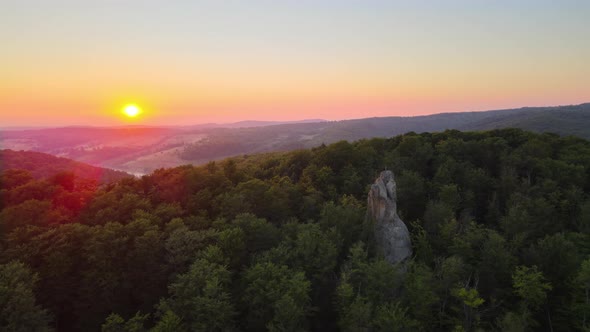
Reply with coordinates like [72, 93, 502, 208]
[1, 0, 589, 126]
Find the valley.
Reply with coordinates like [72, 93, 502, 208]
[2, 103, 589, 175]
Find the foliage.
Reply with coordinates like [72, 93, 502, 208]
[0, 262, 52, 332]
[512, 265, 552, 310]
[1, 129, 590, 331]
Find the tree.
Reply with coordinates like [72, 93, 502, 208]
[335, 243, 408, 331]
[578, 200, 590, 234]
[452, 287, 484, 331]
[372, 302, 419, 332]
[0, 261, 52, 332]
[496, 311, 527, 332]
[287, 223, 340, 284]
[395, 171, 427, 221]
[512, 265, 552, 328]
[318, 198, 365, 257]
[336, 294, 372, 332]
[434, 255, 468, 327]
[438, 184, 461, 212]
[572, 258, 590, 330]
[164, 225, 216, 275]
[526, 233, 580, 286]
[242, 262, 311, 331]
[403, 261, 439, 326]
[231, 213, 280, 256]
[423, 200, 455, 235]
[0, 199, 55, 234]
[101, 312, 148, 332]
[0, 169, 33, 190]
[216, 227, 246, 268]
[513, 265, 552, 310]
[156, 246, 235, 331]
[151, 311, 184, 332]
[477, 231, 516, 299]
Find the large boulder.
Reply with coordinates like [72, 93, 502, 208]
[367, 170, 412, 264]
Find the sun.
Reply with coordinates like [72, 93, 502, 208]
[122, 104, 141, 118]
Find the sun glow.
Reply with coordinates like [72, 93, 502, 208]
[122, 104, 141, 118]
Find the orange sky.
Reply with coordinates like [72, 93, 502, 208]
[1, 1, 589, 126]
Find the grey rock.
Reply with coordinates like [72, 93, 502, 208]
[367, 170, 412, 264]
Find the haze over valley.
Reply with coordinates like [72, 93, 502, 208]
[2, 103, 589, 174]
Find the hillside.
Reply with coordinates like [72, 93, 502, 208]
[463, 103, 590, 137]
[1, 103, 588, 174]
[2, 129, 590, 331]
[0, 149, 131, 183]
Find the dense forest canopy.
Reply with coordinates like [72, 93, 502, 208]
[1, 128, 590, 331]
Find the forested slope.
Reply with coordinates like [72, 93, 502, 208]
[0, 149, 131, 183]
[178, 103, 590, 163]
[1, 129, 590, 331]
[463, 103, 590, 138]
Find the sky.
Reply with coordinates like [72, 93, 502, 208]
[1, 0, 589, 126]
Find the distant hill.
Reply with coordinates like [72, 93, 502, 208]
[284, 103, 590, 143]
[177, 103, 590, 162]
[0, 149, 131, 183]
[1, 103, 588, 174]
[184, 119, 327, 129]
[461, 103, 590, 138]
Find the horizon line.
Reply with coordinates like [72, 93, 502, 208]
[1, 101, 588, 131]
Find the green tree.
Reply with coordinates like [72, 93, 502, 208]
[395, 171, 427, 221]
[157, 246, 235, 331]
[578, 200, 590, 234]
[496, 311, 527, 332]
[0, 261, 52, 332]
[101, 312, 148, 332]
[242, 262, 311, 331]
[423, 200, 455, 235]
[403, 261, 439, 326]
[318, 198, 365, 257]
[231, 213, 280, 256]
[336, 243, 408, 331]
[151, 311, 184, 332]
[477, 231, 516, 298]
[451, 287, 484, 331]
[372, 302, 419, 332]
[164, 225, 217, 275]
[434, 255, 468, 327]
[336, 294, 372, 332]
[512, 265, 552, 328]
[572, 258, 590, 330]
[513, 265, 552, 310]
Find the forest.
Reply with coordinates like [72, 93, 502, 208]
[1, 128, 590, 331]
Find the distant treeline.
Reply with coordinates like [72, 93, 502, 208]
[1, 128, 590, 331]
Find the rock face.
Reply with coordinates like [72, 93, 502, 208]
[367, 170, 412, 264]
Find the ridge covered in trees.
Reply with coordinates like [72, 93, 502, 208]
[1, 128, 590, 331]
[0, 149, 131, 183]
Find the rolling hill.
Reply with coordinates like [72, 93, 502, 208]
[0, 149, 131, 183]
[1, 103, 588, 174]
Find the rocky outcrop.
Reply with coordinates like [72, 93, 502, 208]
[367, 170, 412, 265]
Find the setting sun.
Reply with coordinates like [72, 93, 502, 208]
[122, 104, 141, 118]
